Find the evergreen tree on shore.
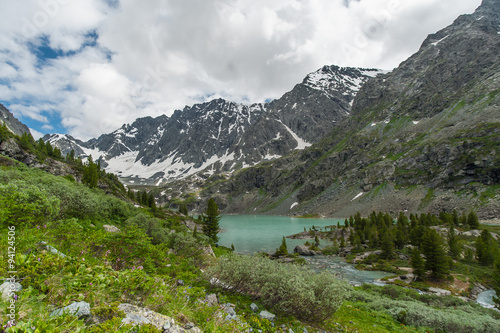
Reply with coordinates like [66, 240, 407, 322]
[202, 198, 221, 243]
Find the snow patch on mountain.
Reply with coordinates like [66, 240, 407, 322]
[277, 120, 311, 149]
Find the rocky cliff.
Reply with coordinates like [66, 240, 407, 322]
[0, 103, 30, 136]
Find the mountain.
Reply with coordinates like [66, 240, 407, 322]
[176, 0, 500, 218]
[0, 103, 30, 136]
[47, 66, 382, 185]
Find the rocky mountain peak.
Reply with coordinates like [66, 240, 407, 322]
[45, 64, 381, 185]
[0, 103, 30, 136]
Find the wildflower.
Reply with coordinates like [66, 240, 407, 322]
[82, 258, 85, 261]
[138, 266, 143, 270]
[13, 294, 18, 300]
[89, 282, 93, 286]
[36, 225, 40, 229]
[43, 224, 47, 228]
[37, 258, 41, 262]
[132, 266, 136, 270]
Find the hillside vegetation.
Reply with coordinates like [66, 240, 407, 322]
[0, 151, 499, 332]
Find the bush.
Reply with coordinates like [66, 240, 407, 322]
[0, 180, 60, 228]
[126, 213, 169, 245]
[206, 254, 351, 322]
[322, 245, 340, 255]
[351, 286, 500, 333]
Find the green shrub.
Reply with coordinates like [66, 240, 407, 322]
[322, 245, 340, 255]
[206, 254, 351, 322]
[351, 287, 500, 333]
[126, 213, 169, 245]
[0, 180, 60, 228]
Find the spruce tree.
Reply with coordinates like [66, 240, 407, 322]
[202, 198, 221, 243]
[467, 211, 480, 229]
[275, 236, 288, 256]
[422, 229, 450, 280]
[493, 259, 500, 308]
[410, 248, 426, 281]
[82, 155, 98, 188]
[381, 231, 395, 260]
[475, 230, 497, 266]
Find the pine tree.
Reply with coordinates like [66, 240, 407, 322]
[410, 248, 426, 281]
[421, 229, 450, 280]
[492, 259, 500, 308]
[467, 211, 480, 229]
[275, 236, 288, 256]
[340, 232, 345, 248]
[381, 231, 395, 260]
[475, 230, 498, 266]
[82, 155, 98, 188]
[179, 203, 188, 215]
[202, 198, 221, 243]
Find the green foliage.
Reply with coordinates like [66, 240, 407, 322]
[0, 180, 60, 228]
[206, 254, 351, 322]
[0, 122, 14, 142]
[0, 165, 133, 222]
[275, 236, 288, 256]
[351, 285, 500, 333]
[475, 229, 499, 266]
[82, 155, 99, 188]
[410, 248, 426, 281]
[179, 203, 188, 215]
[493, 259, 500, 308]
[202, 198, 221, 243]
[467, 211, 480, 229]
[126, 213, 169, 245]
[421, 229, 450, 280]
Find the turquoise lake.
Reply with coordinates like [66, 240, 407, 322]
[218, 215, 393, 285]
[218, 215, 343, 255]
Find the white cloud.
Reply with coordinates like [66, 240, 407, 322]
[0, 0, 482, 140]
[29, 127, 43, 140]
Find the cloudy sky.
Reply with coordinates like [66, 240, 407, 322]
[0, 0, 481, 140]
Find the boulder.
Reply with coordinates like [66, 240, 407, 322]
[103, 225, 121, 233]
[462, 230, 482, 238]
[0, 281, 22, 301]
[203, 245, 216, 257]
[39, 241, 66, 258]
[50, 301, 91, 317]
[250, 303, 259, 313]
[428, 287, 451, 297]
[259, 310, 276, 322]
[182, 220, 198, 230]
[118, 303, 202, 332]
[293, 245, 316, 256]
[205, 293, 218, 306]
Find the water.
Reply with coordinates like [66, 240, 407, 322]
[218, 215, 342, 255]
[304, 255, 393, 285]
[477, 290, 498, 309]
[218, 215, 392, 285]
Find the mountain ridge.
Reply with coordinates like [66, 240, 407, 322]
[45, 65, 383, 185]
